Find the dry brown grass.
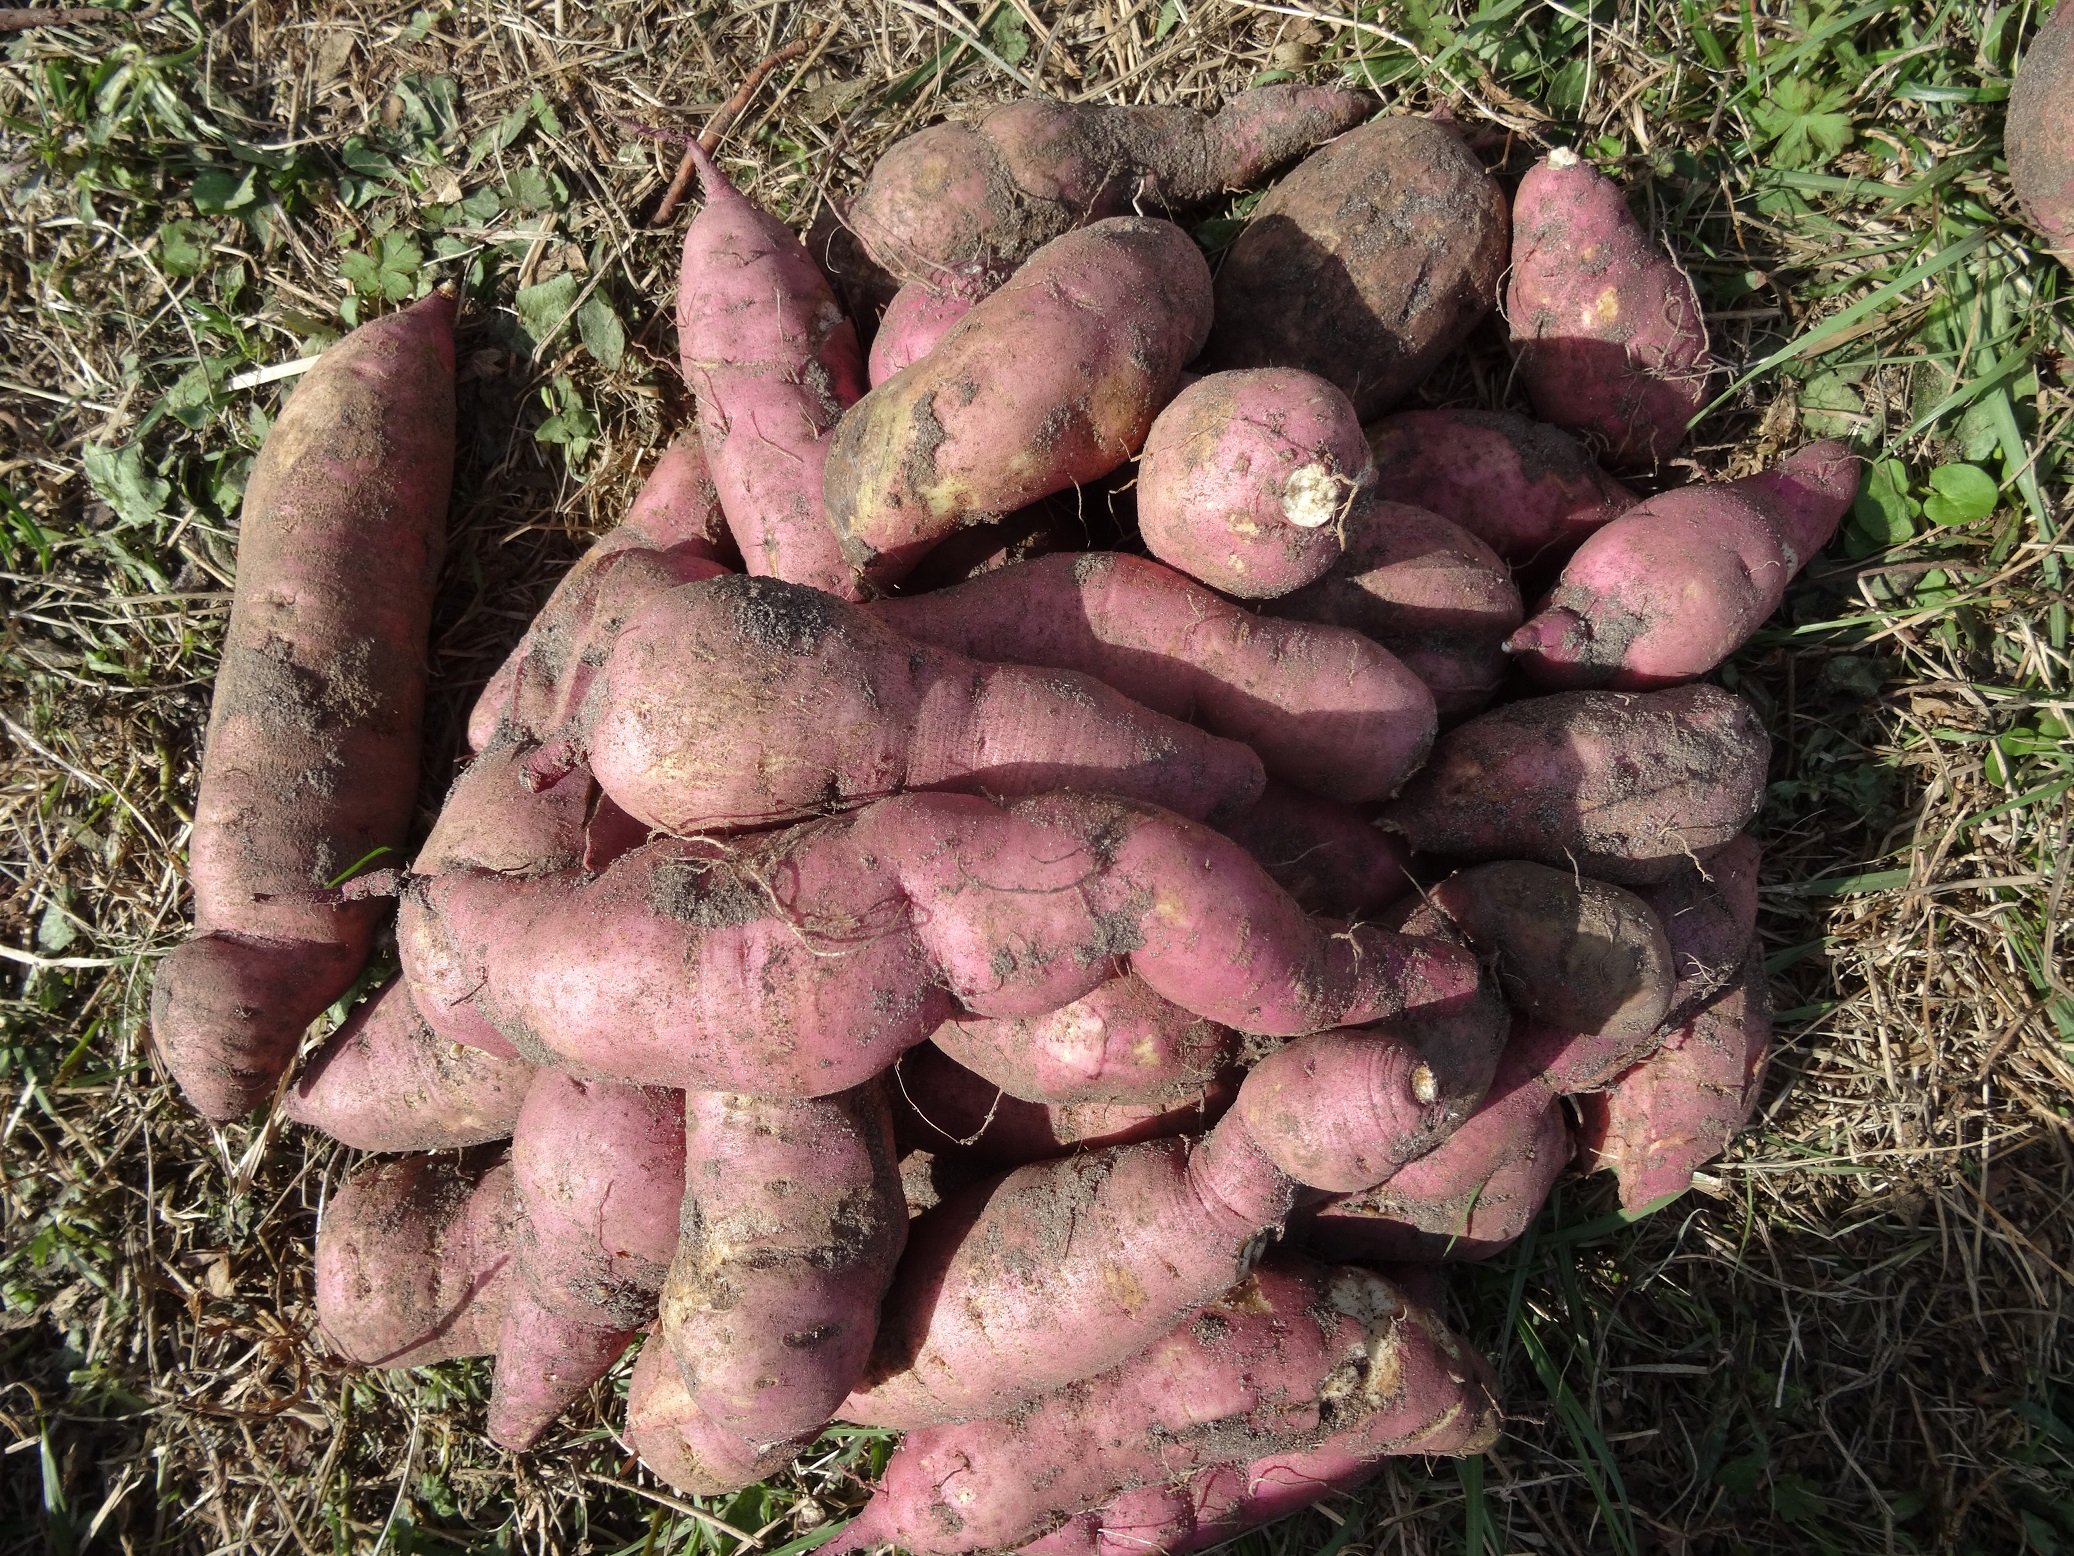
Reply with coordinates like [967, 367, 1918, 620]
[1, 0, 2070, 1551]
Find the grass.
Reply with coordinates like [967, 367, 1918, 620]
[1, 0, 2070, 1551]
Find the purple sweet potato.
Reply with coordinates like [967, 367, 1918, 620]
[848, 87, 1376, 285]
[2010, 1, 2074, 265]
[1270, 500, 1523, 717]
[824, 218, 1212, 588]
[284, 976, 534, 1151]
[1215, 782, 1413, 918]
[1364, 408, 1638, 566]
[679, 142, 867, 597]
[315, 1150, 518, 1367]
[873, 552, 1436, 804]
[1638, 832, 1761, 1023]
[1203, 116, 1508, 420]
[1507, 441, 1861, 688]
[151, 290, 454, 1121]
[1135, 369, 1370, 599]
[1381, 684, 1770, 884]
[868, 279, 979, 385]
[624, 1330, 805, 1495]
[662, 1084, 906, 1446]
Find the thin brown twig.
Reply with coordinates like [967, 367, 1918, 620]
[651, 37, 811, 226]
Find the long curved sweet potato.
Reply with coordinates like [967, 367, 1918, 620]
[152, 290, 455, 1120]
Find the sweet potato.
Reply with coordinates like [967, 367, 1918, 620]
[151, 290, 455, 1121]
[1364, 409, 1637, 567]
[468, 433, 731, 752]
[1301, 1049, 1567, 1263]
[848, 87, 1376, 285]
[824, 218, 1212, 588]
[1507, 441, 1861, 688]
[1216, 782, 1413, 918]
[2010, 1, 2074, 265]
[829, 1256, 1492, 1555]
[842, 1114, 1298, 1427]
[400, 791, 1474, 1093]
[930, 974, 1240, 1106]
[662, 1084, 906, 1447]
[1575, 951, 1772, 1208]
[1381, 684, 1769, 883]
[1639, 832, 1761, 1024]
[315, 1149, 518, 1368]
[868, 280, 979, 385]
[1135, 369, 1369, 599]
[1270, 501, 1523, 718]
[872, 552, 1436, 804]
[554, 575, 1266, 834]
[1203, 116, 1508, 419]
[284, 977, 534, 1151]
[488, 1074, 685, 1448]
[1507, 148, 1713, 469]
[624, 1331, 806, 1495]
[893, 1041, 1236, 1163]
[1421, 861, 1675, 1043]
[679, 142, 866, 597]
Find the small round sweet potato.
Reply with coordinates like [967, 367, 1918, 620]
[1203, 115, 1508, 419]
[1136, 369, 1369, 599]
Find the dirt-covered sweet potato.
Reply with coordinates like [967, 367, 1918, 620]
[848, 86, 1376, 285]
[315, 1149, 518, 1367]
[1639, 833, 1761, 1024]
[1507, 441, 1861, 688]
[1270, 501, 1523, 718]
[1135, 369, 1369, 599]
[1203, 116, 1508, 420]
[1381, 684, 1769, 883]
[1575, 951, 1772, 1208]
[1364, 408, 1638, 567]
[1215, 783, 1413, 918]
[550, 575, 1265, 834]
[151, 290, 455, 1121]
[1507, 148, 1713, 469]
[662, 1084, 906, 1447]
[679, 142, 866, 597]
[867, 279, 979, 385]
[284, 977, 535, 1151]
[825, 218, 1212, 588]
[2010, 1, 2074, 265]
[873, 553, 1436, 804]
[624, 1331, 806, 1496]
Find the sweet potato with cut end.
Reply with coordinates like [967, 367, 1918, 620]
[679, 142, 866, 597]
[315, 1150, 518, 1368]
[868, 279, 979, 385]
[893, 1040, 1236, 1164]
[1507, 148, 1713, 469]
[848, 87, 1376, 285]
[2010, 1, 2074, 265]
[1204, 116, 1508, 420]
[560, 574, 1265, 835]
[825, 218, 1212, 588]
[488, 1074, 685, 1448]
[827, 1256, 1493, 1556]
[873, 552, 1436, 804]
[624, 1331, 807, 1495]
[1365, 408, 1638, 567]
[152, 290, 455, 1121]
[1216, 782, 1413, 918]
[662, 1084, 906, 1447]
[1575, 951, 1773, 1208]
[1639, 832, 1761, 1024]
[843, 1115, 1299, 1427]
[931, 973, 1240, 1106]
[285, 977, 534, 1151]
[1381, 684, 1769, 884]
[1136, 369, 1369, 599]
[1422, 861, 1675, 1043]
[1271, 501, 1522, 718]
[1508, 441, 1861, 688]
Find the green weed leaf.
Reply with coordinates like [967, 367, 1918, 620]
[501, 164, 557, 213]
[534, 375, 598, 465]
[1922, 463, 1999, 526]
[1751, 74, 1854, 168]
[339, 232, 423, 303]
[576, 292, 624, 370]
[82, 443, 170, 527]
[515, 272, 580, 351]
[190, 166, 258, 213]
[1844, 458, 1916, 557]
[156, 219, 209, 277]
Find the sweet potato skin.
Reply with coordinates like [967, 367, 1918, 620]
[1382, 684, 1769, 884]
[2010, 1, 2074, 264]
[825, 218, 1213, 587]
[624, 1331, 806, 1495]
[152, 290, 454, 1121]
[285, 976, 535, 1151]
[1136, 369, 1369, 599]
[1216, 783, 1413, 918]
[1639, 832, 1761, 1024]
[1365, 409, 1638, 567]
[868, 280, 978, 385]
[1508, 441, 1861, 688]
[1507, 149, 1712, 469]
[1204, 116, 1508, 419]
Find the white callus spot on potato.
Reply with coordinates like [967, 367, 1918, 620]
[1280, 462, 1345, 528]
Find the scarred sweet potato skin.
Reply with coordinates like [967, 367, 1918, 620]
[2010, 1, 2074, 264]
[152, 290, 454, 1121]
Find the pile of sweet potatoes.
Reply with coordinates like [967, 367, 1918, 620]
[154, 85, 1858, 1552]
